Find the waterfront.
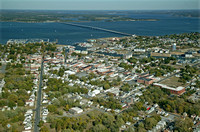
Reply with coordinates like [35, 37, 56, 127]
[0, 12, 199, 45]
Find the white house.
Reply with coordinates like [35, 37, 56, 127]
[88, 90, 100, 97]
[69, 107, 83, 114]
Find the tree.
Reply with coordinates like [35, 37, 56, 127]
[40, 126, 49, 132]
[52, 98, 60, 107]
[58, 68, 65, 77]
[103, 83, 110, 90]
[174, 117, 193, 132]
[102, 113, 115, 127]
[144, 118, 157, 130]
[38, 120, 44, 127]
[135, 122, 147, 132]
[0, 100, 7, 107]
[47, 105, 57, 113]
[8, 94, 18, 102]
[65, 104, 69, 111]
[8, 100, 16, 108]
[92, 124, 107, 132]
[177, 105, 184, 113]
[56, 121, 62, 132]
[17, 100, 24, 106]
[137, 127, 147, 132]
[152, 114, 161, 122]
[115, 117, 125, 127]
[164, 58, 170, 64]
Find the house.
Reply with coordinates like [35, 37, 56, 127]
[121, 103, 127, 108]
[65, 70, 76, 75]
[82, 65, 92, 71]
[88, 90, 100, 97]
[25, 100, 34, 107]
[124, 53, 132, 59]
[105, 88, 120, 96]
[146, 106, 151, 111]
[107, 71, 114, 76]
[133, 49, 146, 52]
[184, 53, 193, 58]
[69, 107, 83, 114]
[96, 68, 110, 75]
[81, 51, 88, 54]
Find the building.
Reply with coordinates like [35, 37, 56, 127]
[137, 77, 154, 85]
[82, 65, 92, 71]
[184, 53, 193, 58]
[69, 107, 83, 114]
[88, 90, 100, 97]
[124, 53, 132, 59]
[105, 87, 120, 96]
[96, 68, 110, 75]
[133, 49, 146, 52]
[81, 51, 88, 54]
[153, 83, 185, 95]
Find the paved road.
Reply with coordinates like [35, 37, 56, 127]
[0, 47, 7, 74]
[34, 58, 44, 132]
[0, 62, 6, 74]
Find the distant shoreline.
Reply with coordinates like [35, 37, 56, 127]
[0, 19, 159, 23]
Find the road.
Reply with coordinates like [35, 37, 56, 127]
[0, 62, 6, 74]
[0, 47, 7, 74]
[34, 58, 44, 132]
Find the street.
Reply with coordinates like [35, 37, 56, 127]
[34, 58, 44, 132]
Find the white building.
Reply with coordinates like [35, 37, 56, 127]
[88, 90, 100, 97]
[65, 70, 76, 75]
[133, 49, 146, 52]
[69, 107, 83, 114]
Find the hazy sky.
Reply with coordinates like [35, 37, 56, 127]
[1, 0, 199, 10]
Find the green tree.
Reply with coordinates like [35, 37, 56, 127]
[47, 105, 57, 113]
[144, 117, 158, 130]
[92, 124, 107, 132]
[174, 117, 193, 132]
[8, 94, 18, 102]
[8, 100, 16, 108]
[40, 126, 49, 132]
[103, 83, 110, 90]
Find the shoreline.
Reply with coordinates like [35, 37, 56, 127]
[0, 19, 159, 23]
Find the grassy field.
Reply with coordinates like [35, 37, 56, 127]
[161, 76, 186, 88]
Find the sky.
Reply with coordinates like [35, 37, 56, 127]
[1, 0, 199, 10]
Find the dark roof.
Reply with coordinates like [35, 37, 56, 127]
[138, 77, 153, 82]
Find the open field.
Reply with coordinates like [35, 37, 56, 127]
[161, 76, 186, 88]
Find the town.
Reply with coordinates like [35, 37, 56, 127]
[0, 32, 200, 132]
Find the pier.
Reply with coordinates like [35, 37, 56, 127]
[60, 22, 133, 36]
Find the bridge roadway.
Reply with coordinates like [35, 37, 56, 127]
[60, 22, 133, 36]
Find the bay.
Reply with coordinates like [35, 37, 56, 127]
[0, 13, 199, 45]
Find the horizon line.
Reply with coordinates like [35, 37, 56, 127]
[1, 9, 200, 11]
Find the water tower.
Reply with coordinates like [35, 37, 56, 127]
[172, 43, 176, 51]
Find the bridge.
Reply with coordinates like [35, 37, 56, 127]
[59, 22, 133, 36]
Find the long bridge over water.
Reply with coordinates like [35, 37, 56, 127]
[60, 22, 133, 36]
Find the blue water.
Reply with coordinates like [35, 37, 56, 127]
[0, 13, 199, 45]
